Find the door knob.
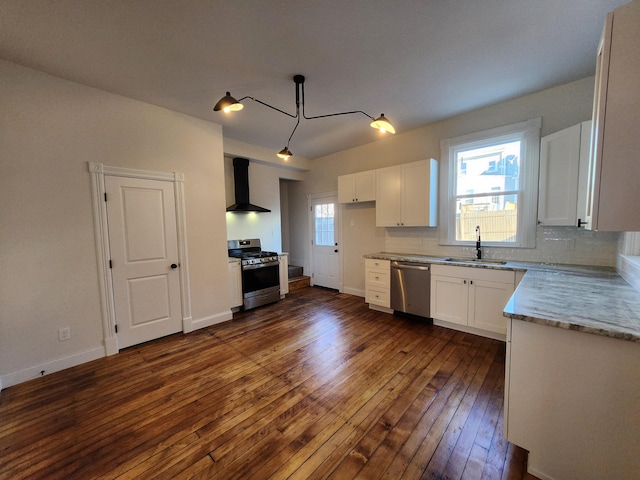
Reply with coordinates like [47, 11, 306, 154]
[170, 263, 178, 269]
[334, 249, 339, 253]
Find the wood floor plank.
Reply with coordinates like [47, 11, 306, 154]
[379, 337, 491, 479]
[0, 287, 535, 480]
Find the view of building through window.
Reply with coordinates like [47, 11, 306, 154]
[455, 140, 520, 242]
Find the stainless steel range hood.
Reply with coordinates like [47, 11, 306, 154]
[226, 157, 271, 213]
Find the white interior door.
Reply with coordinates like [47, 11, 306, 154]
[310, 195, 340, 290]
[105, 176, 182, 349]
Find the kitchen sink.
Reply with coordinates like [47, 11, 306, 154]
[443, 257, 507, 265]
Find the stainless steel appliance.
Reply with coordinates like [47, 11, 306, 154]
[228, 239, 280, 310]
[390, 261, 431, 318]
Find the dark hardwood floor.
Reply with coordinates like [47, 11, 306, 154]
[0, 287, 536, 479]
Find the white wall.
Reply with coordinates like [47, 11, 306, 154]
[224, 156, 304, 254]
[280, 180, 291, 254]
[0, 60, 230, 388]
[289, 77, 621, 295]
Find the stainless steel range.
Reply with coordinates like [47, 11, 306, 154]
[228, 239, 280, 310]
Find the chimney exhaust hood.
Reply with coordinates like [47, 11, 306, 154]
[226, 157, 271, 213]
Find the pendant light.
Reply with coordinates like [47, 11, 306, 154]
[213, 92, 243, 113]
[213, 75, 395, 159]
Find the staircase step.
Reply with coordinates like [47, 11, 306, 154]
[288, 275, 311, 292]
[288, 265, 303, 278]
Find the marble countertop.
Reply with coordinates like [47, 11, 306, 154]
[364, 252, 640, 343]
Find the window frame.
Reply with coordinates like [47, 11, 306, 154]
[439, 118, 541, 248]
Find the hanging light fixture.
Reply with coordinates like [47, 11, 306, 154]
[213, 92, 244, 113]
[213, 74, 395, 159]
[277, 147, 293, 160]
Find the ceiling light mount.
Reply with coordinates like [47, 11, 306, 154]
[213, 74, 395, 159]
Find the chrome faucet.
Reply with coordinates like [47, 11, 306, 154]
[475, 225, 482, 259]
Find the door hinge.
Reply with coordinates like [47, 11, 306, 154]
[109, 259, 113, 269]
[104, 192, 107, 202]
[115, 324, 118, 333]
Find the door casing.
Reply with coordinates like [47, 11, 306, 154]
[307, 192, 342, 292]
[88, 162, 192, 355]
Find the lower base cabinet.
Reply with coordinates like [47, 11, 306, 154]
[228, 260, 242, 309]
[279, 254, 289, 297]
[364, 259, 391, 309]
[430, 264, 515, 339]
[505, 319, 640, 480]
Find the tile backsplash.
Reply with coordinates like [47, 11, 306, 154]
[617, 232, 640, 291]
[384, 226, 620, 267]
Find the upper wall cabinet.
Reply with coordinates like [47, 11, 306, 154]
[338, 170, 376, 203]
[538, 121, 591, 227]
[585, 0, 640, 231]
[375, 159, 438, 227]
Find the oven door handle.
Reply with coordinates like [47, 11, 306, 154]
[242, 261, 279, 271]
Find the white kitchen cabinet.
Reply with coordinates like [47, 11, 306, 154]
[364, 258, 391, 310]
[505, 318, 640, 479]
[375, 159, 438, 227]
[585, 0, 640, 231]
[538, 121, 591, 227]
[279, 254, 289, 297]
[430, 264, 514, 339]
[338, 170, 376, 203]
[228, 260, 242, 309]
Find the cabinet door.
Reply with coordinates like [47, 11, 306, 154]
[587, 1, 640, 231]
[338, 171, 376, 203]
[430, 274, 468, 326]
[355, 170, 376, 202]
[538, 124, 581, 226]
[228, 261, 242, 308]
[338, 174, 356, 203]
[375, 166, 402, 226]
[402, 161, 430, 226]
[576, 120, 592, 227]
[468, 279, 513, 335]
[279, 255, 289, 296]
[403, 158, 437, 227]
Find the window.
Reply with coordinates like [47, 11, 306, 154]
[314, 203, 335, 246]
[440, 118, 541, 248]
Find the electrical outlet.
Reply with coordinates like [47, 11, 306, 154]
[58, 327, 71, 341]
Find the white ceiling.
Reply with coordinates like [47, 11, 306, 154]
[0, 0, 629, 159]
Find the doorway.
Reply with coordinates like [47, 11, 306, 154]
[104, 176, 183, 348]
[309, 193, 340, 290]
[89, 162, 191, 355]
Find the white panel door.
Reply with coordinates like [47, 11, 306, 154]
[106, 176, 182, 349]
[311, 196, 339, 290]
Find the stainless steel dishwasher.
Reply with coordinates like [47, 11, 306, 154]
[390, 261, 431, 318]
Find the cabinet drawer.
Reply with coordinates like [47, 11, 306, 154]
[366, 287, 390, 308]
[365, 258, 390, 270]
[366, 268, 389, 288]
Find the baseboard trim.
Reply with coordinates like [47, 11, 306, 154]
[343, 287, 364, 297]
[433, 319, 506, 342]
[0, 347, 105, 391]
[190, 310, 233, 331]
[369, 304, 394, 314]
